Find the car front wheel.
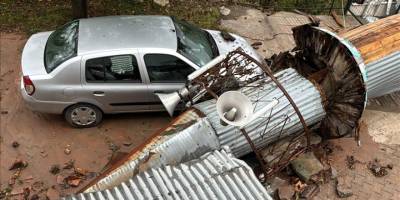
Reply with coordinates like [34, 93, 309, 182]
[65, 104, 103, 128]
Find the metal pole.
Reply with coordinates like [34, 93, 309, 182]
[240, 129, 269, 180]
[344, 0, 352, 15]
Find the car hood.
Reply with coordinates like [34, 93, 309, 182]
[206, 30, 263, 63]
[21, 31, 52, 75]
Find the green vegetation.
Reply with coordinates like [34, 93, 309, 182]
[0, 0, 221, 34]
[270, 0, 348, 14]
[1, 0, 348, 34]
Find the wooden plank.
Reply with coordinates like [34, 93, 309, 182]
[340, 14, 400, 39]
[362, 40, 400, 64]
[357, 32, 400, 54]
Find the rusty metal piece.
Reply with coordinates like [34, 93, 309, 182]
[190, 49, 323, 178]
[240, 128, 268, 181]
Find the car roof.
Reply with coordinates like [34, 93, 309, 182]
[77, 15, 177, 55]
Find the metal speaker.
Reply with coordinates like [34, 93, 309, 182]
[216, 91, 253, 127]
[156, 92, 182, 116]
[156, 88, 190, 116]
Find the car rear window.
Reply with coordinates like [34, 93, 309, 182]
[44, 20, 79, 73]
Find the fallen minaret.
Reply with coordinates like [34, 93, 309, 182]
[71, 15, 400, 197]
[78, 47, 366, 193]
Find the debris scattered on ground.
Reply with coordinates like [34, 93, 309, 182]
[0, 187, 12, 199]
[346, 155, 360, 169]
[251, 41, 263, 50]
[54, 162, 92, 188]
[63, 159, 75, 169]
[65, 175, 82, 187]
[123, 141, 132, 146]
[1, 110, 8, 114]
[9, 187, 30, 199]
[290, 152, 324, 181]
[367, 158, 392, 177]
[105, 137, 120, 152]
[219, 6, 231, 16]
[74, 167, 88, 176]
[300, 184, 320, 199]
[9, 159, 28, 170]
[220, 31, 236, 41]
[49, 164, 60, 175]
[8, 170, 21, 186]
[64, 144, 71, 155]
[336, 176, 353, 198]
[11, 141, 19, 148]
[294, 180, 307, 192]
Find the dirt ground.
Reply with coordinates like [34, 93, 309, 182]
[0, 33, 170, 198]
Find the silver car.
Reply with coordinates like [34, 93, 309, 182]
[21, 15, 262, 128]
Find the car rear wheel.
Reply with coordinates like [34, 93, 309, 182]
[65, 104, 102, 128]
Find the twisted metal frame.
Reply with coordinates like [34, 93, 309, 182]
[187, 48, 312, 177]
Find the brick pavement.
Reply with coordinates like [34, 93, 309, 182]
[314, 128, 400, 200]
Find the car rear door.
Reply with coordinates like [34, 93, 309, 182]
[80, 50, 151, 113]
[139, 50, 198, 111]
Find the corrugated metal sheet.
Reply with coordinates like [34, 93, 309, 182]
[85, 118, 219, 192]
[194, 68, 326, 157]
[365, 51, 400, 98]
[64, 147, 273, 200]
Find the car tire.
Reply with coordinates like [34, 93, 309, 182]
[64, 103, 103, 128]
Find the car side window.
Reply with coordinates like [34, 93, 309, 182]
[144, 54, 195, 83]
[86, 55, 141, 82]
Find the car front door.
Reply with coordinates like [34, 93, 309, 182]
[140, 51, 197, 111]
[80, 51, 151, 113]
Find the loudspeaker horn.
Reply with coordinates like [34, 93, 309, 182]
[156, 88, 190, 116]
[216, 91, 253, 127]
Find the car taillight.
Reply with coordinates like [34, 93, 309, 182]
[23, 75, 35, 95]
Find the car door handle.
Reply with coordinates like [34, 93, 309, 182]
[93, 91, 105, 96]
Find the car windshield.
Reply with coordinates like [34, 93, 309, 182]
[172, 17, 218, 66]
[44, 20, 79, 73]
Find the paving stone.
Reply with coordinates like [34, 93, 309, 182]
[290, 152, 324, 182]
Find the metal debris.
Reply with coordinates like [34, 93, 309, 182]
[64, 148, 273, 200]
[367, 158, 391, 177]
[84, 117, 219, 192]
